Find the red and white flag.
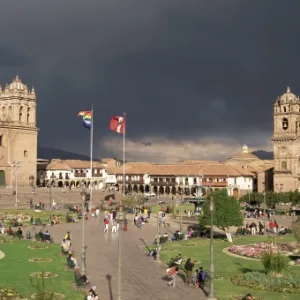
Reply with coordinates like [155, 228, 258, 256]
[110, 116, 125, 134]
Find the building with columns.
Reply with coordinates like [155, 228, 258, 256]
[273, 87, 300, 192]
[105, 161, 254, 198]
[0, 76, 38, 187]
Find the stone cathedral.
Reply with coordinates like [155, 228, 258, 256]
[0, 76, 38, 187]
[273, 87, 300, 192]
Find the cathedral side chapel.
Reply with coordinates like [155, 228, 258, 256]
[273, 87, 300, 192]
[0, 76, 38, 187]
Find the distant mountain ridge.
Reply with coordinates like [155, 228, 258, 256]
[252, 150, 273, 160]
[38, 146, 89, 160]
[37, 146, 274, 162]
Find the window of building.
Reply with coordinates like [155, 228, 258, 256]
[282, 118, 288, 130]
[23, 150, 28, 157]
[27, 107, 30, 122]
[281, 161, 287, 170]
[8, 106, 12, 118]
[0, 135, 2, 146]
[283, 106, 287, 112]
[19, 107, 23, 122]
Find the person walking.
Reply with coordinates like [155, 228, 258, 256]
[184, 258, 195, 285]
[111, 219, 117, 233]
[104, 218, 109, 233]
[167, 266, 179, 287]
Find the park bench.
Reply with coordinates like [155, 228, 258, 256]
[159, 236, 169, 244]
[15, 231, 23, 239]
[61, 246, 69, 255]
[74, 270, 88, 286]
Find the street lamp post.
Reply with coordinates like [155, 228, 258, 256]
[156, 191, 161, 261]
[180, 183, 183, 232]
[207, 196, 217, 300]
[80, 188, 87, 276]
[263, 191, 266, 231]
[13, 162, 20, 210]
[117, 193, 124, 300]
[248, 185, 250, 206]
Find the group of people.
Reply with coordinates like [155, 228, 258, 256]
[165, 254, 206, 288]
[61, 231, 98, 300]
[103, 210, 128, 233]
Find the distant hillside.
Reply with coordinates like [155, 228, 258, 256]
[38, 146, 89, 160]
[252, 150, 273, 160]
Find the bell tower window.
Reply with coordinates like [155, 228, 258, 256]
[19, 106, 23, 122]
[27, 107, 30, 123]
[283, 106, 287, 112]
[281, 161, 287, 170]
[282, 118, 288, 130]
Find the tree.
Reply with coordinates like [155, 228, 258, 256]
[200, 189, 243, 242]
[292, 221, 300, 250]
[121, 194, 145, 209]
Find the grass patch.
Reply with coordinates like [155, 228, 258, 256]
[0, 237, 84, 299]
[160, 235, 300, 300]
[150, 203, 194, 214]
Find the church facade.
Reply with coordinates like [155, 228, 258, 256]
[273, 87, 300, 192]
[0, 76, 38, 187]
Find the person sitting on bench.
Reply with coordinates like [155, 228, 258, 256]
[7, 227, 14, 236]
[171, 231, 180, 242]
[16, 227, 23, 237]
[87, 286, 98, 300]
[74, 269, 89, 285]
[69, 254, 79, 269]
[44, 231, 51, 241]
[61, 239, 70, 253]
[174, 254, 183, 265]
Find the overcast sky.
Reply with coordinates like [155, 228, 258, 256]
[0, 0, 299, 162]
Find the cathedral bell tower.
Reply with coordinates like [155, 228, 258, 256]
[272, 87, 300, 192]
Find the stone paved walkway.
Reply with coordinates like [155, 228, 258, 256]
[43, 213, 207, 300]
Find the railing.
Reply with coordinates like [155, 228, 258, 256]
[74, 173, 87, 178]
[202, 182, 227, 187]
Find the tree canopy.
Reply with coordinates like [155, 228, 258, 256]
[200, 189, 243, 232]
[239, 190, 300, 208]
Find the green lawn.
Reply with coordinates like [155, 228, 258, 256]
[0, 237, 84, 299]
[149, 203, 194, 214]
[160, 235, 300, 300]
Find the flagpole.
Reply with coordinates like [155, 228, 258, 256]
[90, 105, 94, 207]
[117, 112, 125, 300]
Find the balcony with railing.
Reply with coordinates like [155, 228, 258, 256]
[74, 173, 87, 178]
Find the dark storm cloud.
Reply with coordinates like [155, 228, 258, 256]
[0, 46, 27, 67]
[0, 0, 299, 157]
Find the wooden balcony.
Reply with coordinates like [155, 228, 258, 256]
[74, 173, 87, 178]
[202, 181, 227, 187]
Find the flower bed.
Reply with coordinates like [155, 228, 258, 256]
[28, 257, 52, 263]
[0, 287, 24, 299]
[232, 271, 300, 293]
[0, 239, 15, 244]
[228, 242, 298, 259]
[31, 292, 65, 299]
[230, 295, 263, 300]
[28, 244, 48, 250]
[30, 272, 58, 279]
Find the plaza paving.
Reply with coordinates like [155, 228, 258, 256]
[45, 213, 207, 300]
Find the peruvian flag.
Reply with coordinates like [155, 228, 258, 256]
[110, 116, 125, 134]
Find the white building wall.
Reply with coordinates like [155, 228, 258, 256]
[228, 176, 253, 190]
